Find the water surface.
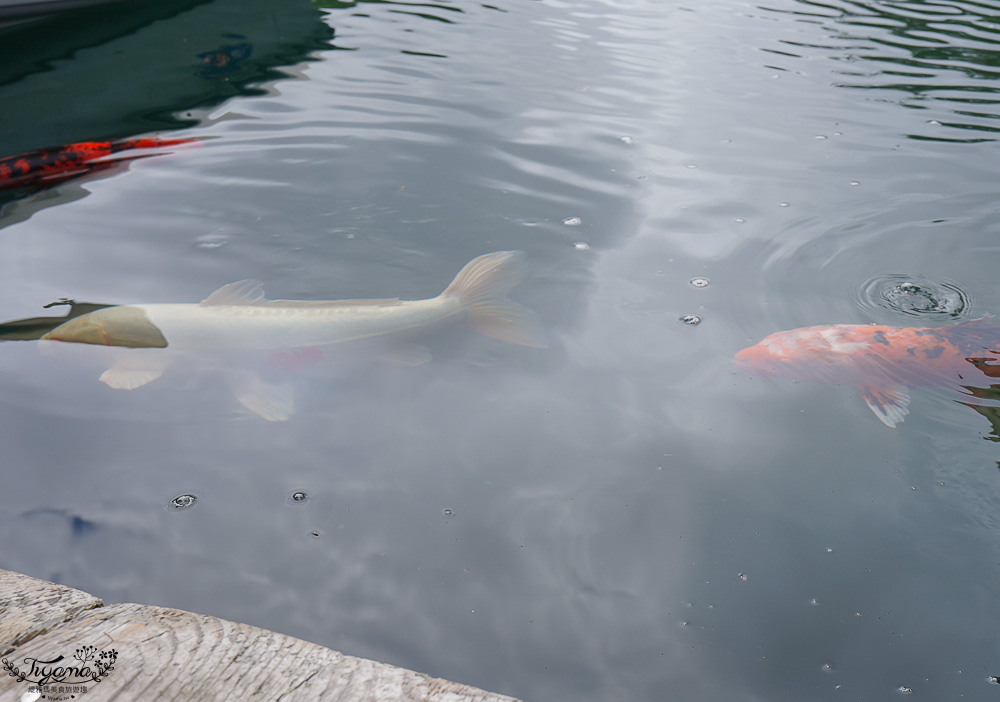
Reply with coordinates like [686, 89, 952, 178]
[2, 0, 1000, 700]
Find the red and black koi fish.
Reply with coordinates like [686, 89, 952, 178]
[735, 318, 1000, 427]
[0, 137, 200, 192]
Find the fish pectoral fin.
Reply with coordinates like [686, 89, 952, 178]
[379, 343, 432, 367]
[226, 370, 293, 422]
[859, 384, 911, 428]
[99, 365, 164, 390]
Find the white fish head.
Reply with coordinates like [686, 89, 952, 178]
[40, 306, 168, 348]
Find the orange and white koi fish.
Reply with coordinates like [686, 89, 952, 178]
[735, 319, 1000, 427]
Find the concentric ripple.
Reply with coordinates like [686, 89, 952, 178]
[856, 274, 971, 319]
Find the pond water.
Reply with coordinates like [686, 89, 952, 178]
[2, 0, 1000, 699]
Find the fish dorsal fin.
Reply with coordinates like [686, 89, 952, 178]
[201, 280, 267, 306]
[859, 384, 911, 428]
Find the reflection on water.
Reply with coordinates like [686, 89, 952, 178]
[0, 0, 333, 161]
[0, 0, 332, 220]
[762, 0, 1000, 140]
[4, 0, 1000, 700]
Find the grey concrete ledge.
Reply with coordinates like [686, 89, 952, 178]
[0, 569, 521, 701]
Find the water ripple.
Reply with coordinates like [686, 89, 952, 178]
[855, 273, 972, 320]
[761, 0, 1000, 140]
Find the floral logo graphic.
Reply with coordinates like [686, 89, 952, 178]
[3, 645, 117, 698]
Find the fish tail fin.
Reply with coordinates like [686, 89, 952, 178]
[441, 251, 547, 348]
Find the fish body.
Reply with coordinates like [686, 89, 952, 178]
[41, 251, 546, 420]
[735, 319, 1000, 427]
[99, 294, 466, 351]
[0, 136, 199, 192]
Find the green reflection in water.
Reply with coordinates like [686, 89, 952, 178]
[0, 0, 335, 152]
[763, 0, 1000, 141]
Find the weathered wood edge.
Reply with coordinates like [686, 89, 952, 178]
[0, 570, 103, 658]
[0, 569, 522, 702]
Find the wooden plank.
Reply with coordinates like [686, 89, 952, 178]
[0, 570, 520, 702]
[0, 570, 102, 657]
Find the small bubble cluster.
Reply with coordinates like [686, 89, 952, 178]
[287, 490, 309, 505]
[680, 314, 702, 326]
[859, 275, 969, 319]
[169, 494, 197, 510]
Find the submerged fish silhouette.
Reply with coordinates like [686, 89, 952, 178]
[40, 251, 546, 421]
[735, 319, 1000, 427]
[0, 136, 200, 192]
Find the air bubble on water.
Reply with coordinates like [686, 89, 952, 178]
[897, 685, 912, 694]
[810, 598, 819, 606]
[779, 202, 789, 207]
[690, 277, 710, 288]
[850, 181, 860, 186]
[573, 241, 590, 251]
[734, 217, 745, 223]
[815, 135, 828, 140]
[442, 508, 455, 518]
[619, 135, 636, 145]
[169, 494, 197, 510]
[287, 490, 309, 505]
[822, 663, 833, 672]
[194, 233, 228, 249]
[563, 216, 582, 226]
[680, 314, 702, 326]
[928, 119, 941, 125]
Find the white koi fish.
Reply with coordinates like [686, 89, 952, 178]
[40, 251, 546, 420]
